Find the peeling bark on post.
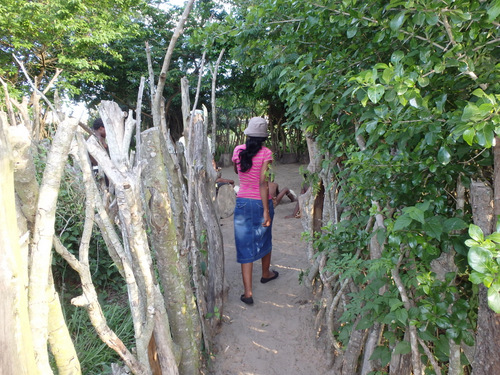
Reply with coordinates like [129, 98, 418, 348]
[360, 322, 383, 375]
[470, 181, 494, 235]
[141, 128, 201, 374]
[180, 78, 224, 341]
[71, 135, 146, 373]
[8, 124, 39, 227]
[28, 118, 79, 374]
[47, 275, 81, 374]
[191, 113, 224, 329]
[302, 131, 324, 263]
[7, 113, 79, 374]
[389, 331, 412, 375]
[470, 179, 500, 375]
[210, 48, 225, 155]
[8, 121, 37, 302]
[151, 291, 183, 375]
[152, 0, 195, 127]
[88, 101, 179, 374]
[339, 315, 367, 375]
[0, 109, 39, 375]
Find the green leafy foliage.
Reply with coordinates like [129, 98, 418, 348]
[466, 223, 500, 312]
[7, 0, 498, 371]
[221, 0, 499, 371]
[0, 0, 145, 101]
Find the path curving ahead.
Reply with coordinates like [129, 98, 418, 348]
[210, 163, 330, 375]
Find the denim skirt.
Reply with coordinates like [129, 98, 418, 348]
[234, 198, 274, 264]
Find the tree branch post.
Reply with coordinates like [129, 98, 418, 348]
[152, 0, 195, 127]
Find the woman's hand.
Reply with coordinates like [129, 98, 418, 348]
[262, 210, 271, 227]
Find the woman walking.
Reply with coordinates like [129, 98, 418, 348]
[232, 117, 279, 305]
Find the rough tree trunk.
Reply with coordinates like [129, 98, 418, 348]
[9, 123, 38, 227]
[28, 118, 80, 374]
[7, 113, 81, 374]
[210, 48, 225, 155]
[340, 317, 368, 375]
[58, 133, 148, 374]
[47, 274, 82, 375]
[360, 205, 387, 375]
[152, 0, 195, 127]
[302, 131, 324, 263]
[179, 78, 224, 336]
[88, 101, 179, 374]
[0, 112, 39, 375]
[389, 331, 412, 375]
[191, 111, 224, 328]
[470, 179, 500, 375]
[141, 127, 201, 374]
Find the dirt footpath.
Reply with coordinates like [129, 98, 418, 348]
[210, 162, 330, 375]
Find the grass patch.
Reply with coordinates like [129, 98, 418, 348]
[64, 302, 134, 374]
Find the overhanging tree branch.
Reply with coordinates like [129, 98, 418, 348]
[13, 54, 64, 123]
[152, 0, 195, 127]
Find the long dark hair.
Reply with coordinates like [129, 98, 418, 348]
[238, 136, 267, 173]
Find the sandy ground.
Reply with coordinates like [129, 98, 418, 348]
[210, 162, 330, 375]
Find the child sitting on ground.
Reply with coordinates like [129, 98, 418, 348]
[269, 181, 297, 207]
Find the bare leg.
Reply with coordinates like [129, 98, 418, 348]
[274, 189, 288, 206]
[261, 252, 274, 279]
[285, 185, 308, 219]
[285, 201, 300, 219]
[241, 262, 253, 298]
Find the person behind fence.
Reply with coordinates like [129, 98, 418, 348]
[93, 118, 107, 146]
[269, 180, 296, 207]
[285, 177, 308, 219]
[232, 117, 279, 305]
[89, 118, 109, 186]
[214, 166, 235, 195]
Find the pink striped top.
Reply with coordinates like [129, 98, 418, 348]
[232, 144, 273, 200]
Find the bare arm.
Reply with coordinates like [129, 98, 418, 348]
[260, 160, 272, 227]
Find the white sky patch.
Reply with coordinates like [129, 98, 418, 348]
[171, 0, 188, 6]
[159, 0, 189, 10]
[65, 101, 89, 123]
